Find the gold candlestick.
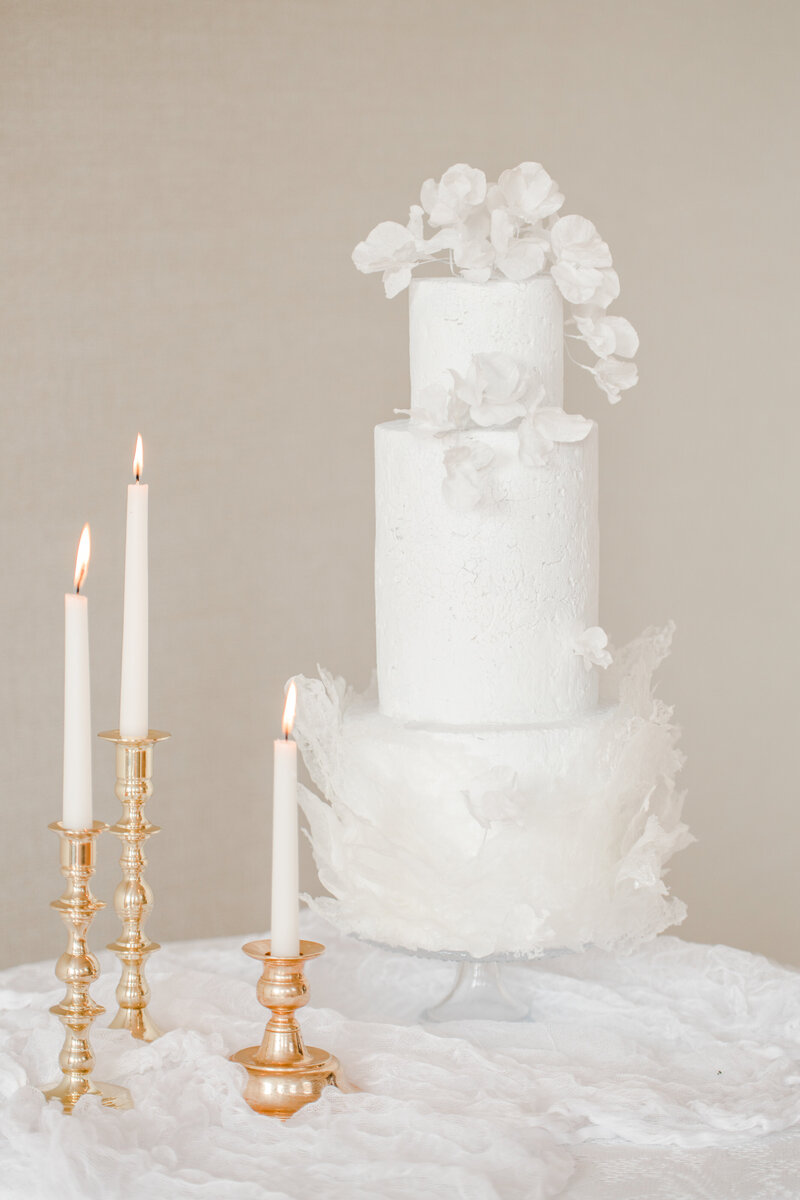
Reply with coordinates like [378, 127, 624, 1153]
[98, 729, 170, 1042]
[230, 939, 355, 1119]
[41, 822, 132, 1112]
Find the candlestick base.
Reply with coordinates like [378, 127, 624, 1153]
[99, 729, 170, 1042]
[230, 939, 357, 1120]
[40, 822, 132, 1113]
[41, 1076, 133, 1114]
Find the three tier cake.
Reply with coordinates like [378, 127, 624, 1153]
[295, 163, 690, 958]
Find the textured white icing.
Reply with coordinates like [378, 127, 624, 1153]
[409, 276, 564, 407]
[294, 626, 689, 958]
[375, 420, 599, 726]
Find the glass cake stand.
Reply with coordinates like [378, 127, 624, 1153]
[361, 936, 572, 1022]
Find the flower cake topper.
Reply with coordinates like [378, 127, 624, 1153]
[353, 161, 639, 405]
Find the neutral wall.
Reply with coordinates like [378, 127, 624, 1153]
[2, 0, 798, 968]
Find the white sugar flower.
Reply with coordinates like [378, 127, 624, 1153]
[550, 215, 616, 305]
[488, 161, 564, 223]
[352, 220, 423, 298]
[395, 380, 469, 433]
[352, 206, 452, 298]
[442, 442, 494, 510]
[551, 214, 613, 266]
[490, 208, 548, 281]
[586, 267, 620, 309]
[452, 232, 494, 282]
[452, 353, 528, 427]
[573, 308, 639, 358]
[591, 356, 639, 404]
[420, 163, 487, 227]
[574, 626, 613, 671]
[518, 381, 593, 467]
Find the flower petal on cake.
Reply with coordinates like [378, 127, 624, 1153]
[420, 163, 488, 227]
[574, 310, 640, 359]
[592, 356, 639, 403]
[351, 220, 417, 273]
[535, 407, 593, 443]
[574, 626, 613, 670]
[352, 220, 425, 297]
[551, 261, 606, 304]
[456, 353, 528, 427]
[395, 382, 457, 433]
[551, 214, 613, 268]
[493, 162, 565, 223]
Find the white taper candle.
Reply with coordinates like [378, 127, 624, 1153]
[270, 681, 299, 956]
[63, 525, 93, 830]
[119, 434, 148, 739]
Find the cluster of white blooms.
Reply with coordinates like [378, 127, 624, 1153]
[396, 351, 592, 510]
[353, 162, 639, 404]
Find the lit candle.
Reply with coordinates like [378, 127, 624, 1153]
[270, 681, 299, 956]
[119, 434, 148, 739]
[63, 525, 93, 830]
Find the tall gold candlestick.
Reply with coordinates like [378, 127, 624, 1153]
[230, 939, 355, 1120]
[98, 729, 170, 1042]
[41, 822, 132, 1112]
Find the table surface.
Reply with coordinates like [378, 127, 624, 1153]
[1, 914, 799, 1200]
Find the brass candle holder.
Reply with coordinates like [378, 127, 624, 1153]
[98, 729, 170, 1042]
[230, 939, 354, 1120]
[41, 821, 132, 1112]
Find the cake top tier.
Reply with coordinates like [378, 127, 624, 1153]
[409, 276, 564, 410]
[353, 161, 640, 406]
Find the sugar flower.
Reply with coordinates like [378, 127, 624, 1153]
[488, 161, 564, 223]
[420, 163, 487, 227]
[490, 208, 549, 282]
[452, 353, 528, 428]
[518, 380, 593, 467]
[591, 356, 639, 404]
[550, 215, 616, 305]
[351, 220, 421, 299]
[395, 381, 468, 434]
[574, 626, 613, 670]
[353, 160, 640, 398]
[573, 308, 639, 359]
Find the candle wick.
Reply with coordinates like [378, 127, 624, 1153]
[135, 473, 140, 483]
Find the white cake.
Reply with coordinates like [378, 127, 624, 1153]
[295, 162, 689, 958]
[375, 416, 598, 726]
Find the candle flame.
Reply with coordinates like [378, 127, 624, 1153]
[74, 524, 91, 593]
[282, 680, 297, 739]
[133, 433, 143, 482]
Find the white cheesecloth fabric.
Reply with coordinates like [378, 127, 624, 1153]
[1, 913, 799, 1199]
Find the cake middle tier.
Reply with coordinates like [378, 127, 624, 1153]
[375, 420, 600, 726]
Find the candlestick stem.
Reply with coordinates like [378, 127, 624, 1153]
[99, 729, 170, 1042]
[41, 822, 132, 1112]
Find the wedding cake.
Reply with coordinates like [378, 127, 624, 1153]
[295, 163, 690, 959]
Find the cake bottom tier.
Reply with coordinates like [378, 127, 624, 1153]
[294, 624, 691, 959]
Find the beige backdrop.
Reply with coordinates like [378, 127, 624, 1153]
[1, 0, 798, 969]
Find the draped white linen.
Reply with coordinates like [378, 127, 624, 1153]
[1, 915, 799, 1199]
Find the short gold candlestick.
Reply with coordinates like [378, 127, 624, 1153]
[41, 822, 132, 1112]
[98, 729, 170, 1042]
[230, 939, 354, 1120]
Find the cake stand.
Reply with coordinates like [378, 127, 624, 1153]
[362, 936, 572, 1022]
